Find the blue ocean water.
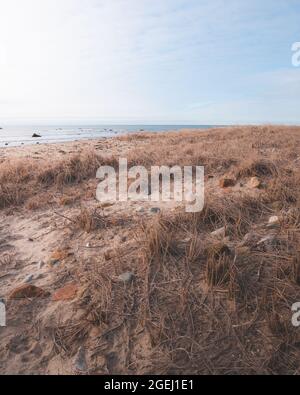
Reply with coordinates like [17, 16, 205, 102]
[0, 124, 217, 147]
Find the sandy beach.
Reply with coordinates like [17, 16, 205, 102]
[1, 125, 300, 374]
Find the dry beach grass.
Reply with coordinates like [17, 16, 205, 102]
[0, 125, 300, 374]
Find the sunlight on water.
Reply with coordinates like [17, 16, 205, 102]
[0, 125, 216, 147]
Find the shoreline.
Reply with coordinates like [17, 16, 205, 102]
[0, 127, 215, 160]
[0, 125, 218, 149]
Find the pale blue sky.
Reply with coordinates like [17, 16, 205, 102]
[0, 0, 300, 124]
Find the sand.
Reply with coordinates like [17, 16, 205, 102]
[1, 126, 300, 375]
[0, 133, 188, 374]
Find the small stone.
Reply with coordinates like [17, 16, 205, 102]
[121, 236, 127, 243]
[150, 207, 161, 214]
[219, 178, 236, 188]
[28, 238, 34, 242]
[25, 275, 34, 283]
[32, 133, 41, 138]
[9, 285, 50, 300]
[249, 177, 261, 189]
[268, 216, 279, 226]
[86, 243, 91, 248]
[117, 272, 134, 284]
[137, 207, 145, 213]
[52, 282, 78, 302]
[211, 227, 226, 239]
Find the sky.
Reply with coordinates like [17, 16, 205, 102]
[0, 0, 300, 125]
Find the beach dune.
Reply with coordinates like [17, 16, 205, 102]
[0, 125, 300, 375]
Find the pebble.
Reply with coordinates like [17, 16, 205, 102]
[211, 227, 226, 239]
[267, 216, 280, 228]
[117, 272, 134, 284]
[25, 275, 34, 284]
[249, 177, 261, 189]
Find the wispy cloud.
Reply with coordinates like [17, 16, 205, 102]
[0, 0, 299, 123]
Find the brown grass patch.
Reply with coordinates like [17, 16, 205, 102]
[236, 159, 279, 179]
[73, 208, 109, 233]
[37, 150, 102, 186]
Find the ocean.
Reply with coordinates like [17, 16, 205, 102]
[0, 124, 217, 147]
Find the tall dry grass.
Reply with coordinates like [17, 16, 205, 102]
[79, 194, 300, 374]
[1, 125, 300, 210]
[63, 125, 300, 374]
[0, 150, 118, 209]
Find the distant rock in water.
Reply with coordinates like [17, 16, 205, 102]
[32, 133, 41, 138]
